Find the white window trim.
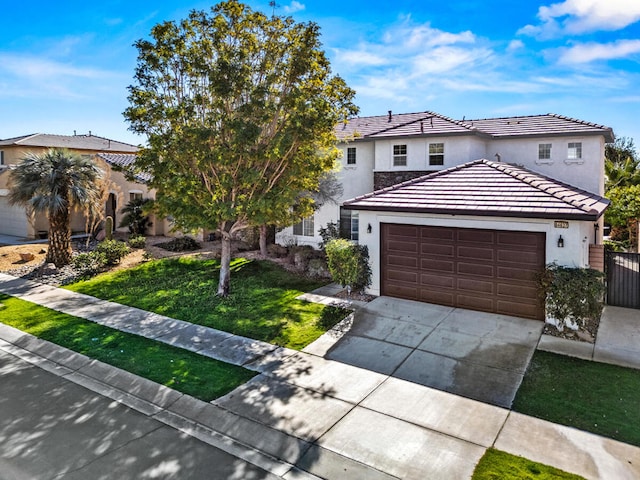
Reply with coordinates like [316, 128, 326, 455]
[536, 143, 553, 165]
[428, 142, 444, 166]
[346, 147, 357, 166]
[565, 142, 584, 165]
[393, 144, 407, 167]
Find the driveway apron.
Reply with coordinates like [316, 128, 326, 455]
[312, 296, 544, 408]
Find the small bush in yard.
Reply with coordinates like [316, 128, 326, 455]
[128, 235, 146, 249]
[537, 263, 605, 330]
[156, 236, 201, 252]
[72, 252, 108, 275]
[325, 239, 372, 293]
[95, 239, 130, 265]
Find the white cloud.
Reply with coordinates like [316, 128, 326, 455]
[507, 39, 525, 51]
[283, 1, 305, 14]
[520, 0, 640, 37]
[557, 39, 640, 63]
[334, 49, 388, 66]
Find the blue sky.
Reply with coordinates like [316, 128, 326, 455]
[1, 0, 639, 146]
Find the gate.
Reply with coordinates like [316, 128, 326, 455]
[606, 251, 640, 309]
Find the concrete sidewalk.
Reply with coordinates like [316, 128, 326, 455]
[538, 305, 640, 370]
[1, 273, 639, 479]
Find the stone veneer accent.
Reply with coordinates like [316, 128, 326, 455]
[373, 170, 437, 190]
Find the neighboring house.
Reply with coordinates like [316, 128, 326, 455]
[276, 111, 614, 320]
[0, 133, 164, 238]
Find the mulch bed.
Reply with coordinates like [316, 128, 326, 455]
[542, 315, 600, 343]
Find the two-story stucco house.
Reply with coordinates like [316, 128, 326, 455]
[276, 111, 614, 320]
[0, 133, 166, 239]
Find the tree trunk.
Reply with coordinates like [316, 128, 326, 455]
[259, 224, 268, 257]
[217, 232, 232, 297]
[46, 210, 72, 267]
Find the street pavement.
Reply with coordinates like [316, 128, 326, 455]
[0, 348, 280, 480]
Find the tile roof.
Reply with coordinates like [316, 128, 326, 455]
[461, 114, 614, 142]
[343, 159, 609, 221]
[96, 153, 151, 183]
[336, 111, 614, 142]
[335, 111, 473, 140]
[0, 133, 139, 153]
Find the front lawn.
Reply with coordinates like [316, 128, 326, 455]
[472, 448, 584, 480]
[513, 351, 640, 446]
[0, 294, 255, 401]
[65, 257, 347, 350]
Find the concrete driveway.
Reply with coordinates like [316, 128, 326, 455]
[307, 296, 544, 408]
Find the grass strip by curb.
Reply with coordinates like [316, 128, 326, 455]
[0, 294, 256, 401]
[472, 448, 585, 479]
[513, 350, 640, 447]
[65, 257, 348, 350]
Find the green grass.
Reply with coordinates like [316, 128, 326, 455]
[472, 448, 585, 479]
[65, 257, 348, 350]
[0, 294, 255, 401]
[513, 351, 640, 446]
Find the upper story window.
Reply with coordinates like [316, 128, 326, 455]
[568, 142, 582, 160]
[538, 143, 552, 160]
[429, 143, 444, 166]
[393, 144, 407, 166]
[346, 147, 356, 165]
[293, 215, 315, 237]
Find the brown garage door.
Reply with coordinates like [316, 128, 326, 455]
[381, 224, 545, 320]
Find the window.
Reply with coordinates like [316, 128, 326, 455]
[129, 192, 143, 202]
[429, 143, 444, 166]
[538, 143, 552, 161]
[568, 142, 582, 160]
[340, 208, 359, 241]
[346, 147, 356, 165]
[0, 151, 4, 165]
[393, 144, 407, 166]
[293, 215, 315, 236]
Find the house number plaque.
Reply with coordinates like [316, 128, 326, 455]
[554, 221, 569, 229]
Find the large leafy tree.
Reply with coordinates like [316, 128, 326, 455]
[9, 149, 103, 266]
[605, 137, 640, 250]
[124, 1, 357, 296]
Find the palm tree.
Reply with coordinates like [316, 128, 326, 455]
[118, 197, 152, 235]
[9, 148, 103, 266]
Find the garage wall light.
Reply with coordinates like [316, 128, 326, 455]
[557, 235, 564, 248]
[367, 223, 372, 234]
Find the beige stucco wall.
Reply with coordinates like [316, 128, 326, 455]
[0, 145, 166, 238]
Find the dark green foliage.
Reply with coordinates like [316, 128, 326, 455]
[513, 351, 640, 446]
[95, 239, 130, 265]
[128, 235, 147, 249]
[537, 264, 604, 325]
[72, 251, 108, 276]
[325, 239, 372, 292]
[0, 294, 255, 400]
[119, 198, 153, 235]
[473, 448, 585, 480]
[156, 236, 201, 252]
[318, 221, 340, 250]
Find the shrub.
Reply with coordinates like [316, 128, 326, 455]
[318, 221, 340, 250]
[156, 236, 201, 252]
[95, 239, 130, 265]
[72, 251, 108, 275]
[119, 198, 153, 235]
[325, 239, 372, 293]
[128, 235, 146, 249]
[537, 263, 605, 329]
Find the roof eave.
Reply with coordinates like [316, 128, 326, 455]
[341, 204, 606, 221]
